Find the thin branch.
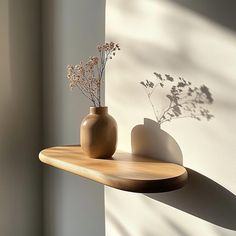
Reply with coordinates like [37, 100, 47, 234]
[142, 87, 159, 122]
[159, 113, 204, 124]
[148, 94, 159, 122]
[76, 84, 96, 106]
[158, 99, 173, 125]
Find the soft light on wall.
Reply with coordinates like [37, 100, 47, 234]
[105, 0, 236, 235]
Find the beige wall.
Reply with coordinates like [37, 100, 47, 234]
[105, 0, 236, 235]
[0, 0, 43, 235]
[2, 1, 235, 235]
[42, 0, 106, 235]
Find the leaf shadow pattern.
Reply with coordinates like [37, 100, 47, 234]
[131, 118, 183, 165]
[140, 72, 214, 125]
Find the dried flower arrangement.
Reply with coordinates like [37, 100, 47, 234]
[140, 72, 214, 125]
[67, 42, 120, 107]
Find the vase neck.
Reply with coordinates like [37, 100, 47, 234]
[90, 106, 108, 115]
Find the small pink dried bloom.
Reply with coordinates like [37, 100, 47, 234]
[66, 42, 120, 107]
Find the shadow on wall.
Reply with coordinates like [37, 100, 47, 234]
[145, 168, 236, 231]
[131, 118, 236, 230]
[131, 118, 183, 165]
[106, 210, 131, 236]
[169, 0, 236, 32]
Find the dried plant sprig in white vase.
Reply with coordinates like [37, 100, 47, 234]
[67, 42, 120, 107]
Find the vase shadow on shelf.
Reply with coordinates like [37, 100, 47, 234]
[131, 118, 183, 165]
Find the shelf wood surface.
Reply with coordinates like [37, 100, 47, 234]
[39, 146, 188, 193]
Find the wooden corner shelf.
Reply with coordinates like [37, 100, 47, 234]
[39, 145, 188, 193]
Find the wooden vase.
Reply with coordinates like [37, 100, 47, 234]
[80, 107, 117, 158]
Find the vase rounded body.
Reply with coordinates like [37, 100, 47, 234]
[80, 107, 117, 158]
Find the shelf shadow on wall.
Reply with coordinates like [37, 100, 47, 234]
[131, 118, 236, 230]
[145, 168, 236, 230]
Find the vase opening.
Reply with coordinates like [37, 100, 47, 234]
[90, 106, 108, 115]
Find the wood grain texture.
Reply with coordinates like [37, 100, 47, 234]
[39, 146, 188, 193]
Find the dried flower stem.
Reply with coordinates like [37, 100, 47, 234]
[67, 42, 120, 107]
